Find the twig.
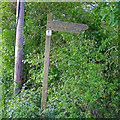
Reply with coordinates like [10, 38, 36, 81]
[104, 46, 118, 55]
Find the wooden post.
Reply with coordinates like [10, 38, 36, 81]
[41, 13, 52, 110]
[14, 1, 24, 94]
[41, 13, 88, 109]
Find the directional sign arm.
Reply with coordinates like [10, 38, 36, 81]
[51, 21, 88, 33]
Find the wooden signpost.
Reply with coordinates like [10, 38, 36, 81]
[41, 13, 88, 109]
[52, 21, 88, 33]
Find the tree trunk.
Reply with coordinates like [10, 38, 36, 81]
[14, 1, 24, 94]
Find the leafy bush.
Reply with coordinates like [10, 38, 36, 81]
[1, 2, 119, 119]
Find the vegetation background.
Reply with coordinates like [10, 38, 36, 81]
[1, 2, 120, 118]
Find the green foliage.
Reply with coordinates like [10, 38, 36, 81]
[6, 87, 42, 118]
[1, 2, 119, 119]
[45, 33, 119, 118]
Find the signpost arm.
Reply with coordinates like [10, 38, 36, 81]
[41, 13, 52, 110]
